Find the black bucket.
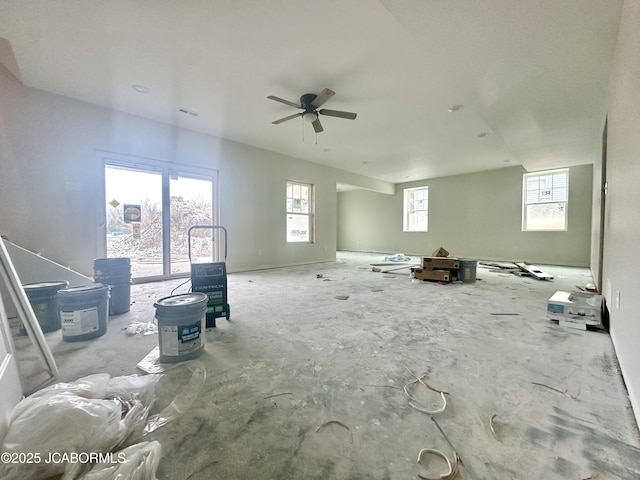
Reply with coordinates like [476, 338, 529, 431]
[93, 257, 131, 315]
[21, 281, 69, 333]
[58, 283, 110, 342]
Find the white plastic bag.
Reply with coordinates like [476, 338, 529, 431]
[0, 373, 159, 480]
[63, 441, 162, 480]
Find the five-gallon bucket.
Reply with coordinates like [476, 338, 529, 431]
[93, 257, 131, 315]
[154, 293, 207, 363]
[458, 258, 478, 283]
[58, 284, 110, 342]
[21, 281, 69, 333]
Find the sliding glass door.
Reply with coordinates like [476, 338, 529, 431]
[103, 159, 216, 281]
[169, 172, 214, 275]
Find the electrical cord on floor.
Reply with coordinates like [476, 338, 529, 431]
[171, 278, 192, 295]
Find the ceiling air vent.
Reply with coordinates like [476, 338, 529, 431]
[178, 108, 199, 116]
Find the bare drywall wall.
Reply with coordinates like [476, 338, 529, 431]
[0, 68, 345, 275]
[338, 164, 593, 266]
[602, 0, 640, 429]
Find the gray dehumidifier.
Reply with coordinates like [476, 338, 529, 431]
[188, 225, 230, 328]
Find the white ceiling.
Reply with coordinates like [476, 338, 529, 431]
[0, 0, 623, 185]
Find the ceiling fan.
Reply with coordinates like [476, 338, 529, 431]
[267, 88, 357, 133]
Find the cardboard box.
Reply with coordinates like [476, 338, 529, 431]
[422, 256, 460, 270]
[547, 291, 602, 327]
[411, 267, 450, 282]
[432, 247, 449, 257]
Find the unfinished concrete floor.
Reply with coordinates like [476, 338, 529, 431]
[17, 252, 640, 479]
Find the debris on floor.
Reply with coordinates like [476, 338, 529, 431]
[431, 246, 449, 257]
[404, 366, 448, 415]
[335, 295, 349, 300]
[417, 448, 460, 480]
[411, 267, 452, 283]
[515, 262, 554, 280]
[137, 346, 174, 374]
[531, 381, 578, 399]
[407, 254, 479, 283]
[0, 373, 161, 480]
[315, 420, 353, 443]
[576, 283, 598, 293]
[489, 413, 499, 439]
[547, 291, 603, 330]
[384, 253, 412, 262]
[125, 321, 158, 336]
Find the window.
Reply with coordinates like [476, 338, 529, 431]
[286, 181, 314, 242]
[103, 159, 216, 281]
[403, 186, 429, 232]
[522, 169, 568, 231]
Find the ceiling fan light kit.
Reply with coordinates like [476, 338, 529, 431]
[303, 112, 318, 123]
[268, 88, 357, 134]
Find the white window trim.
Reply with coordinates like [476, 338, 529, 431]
[522, 168, 569, 232]
[286, 180, 314, 243]
[403, 186, 429, 232]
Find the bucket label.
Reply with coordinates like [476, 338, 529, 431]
[160, 319, 203, 357]
[61, 307, 99, 335]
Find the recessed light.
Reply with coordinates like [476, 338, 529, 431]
[448, 104, 463, 112]
[477, 132, 490, 138]
[132, 84, 149, 93]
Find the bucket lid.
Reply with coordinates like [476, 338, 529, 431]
[58, 283, 110, 297]
[23, 281, 69, 293]
[154, 293, 207, 310]
[94, 257, 131, 267]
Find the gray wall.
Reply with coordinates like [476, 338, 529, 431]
[0, 66, 389, 276]
[601, 0, 640, 428]
[338, 164, 593, 266]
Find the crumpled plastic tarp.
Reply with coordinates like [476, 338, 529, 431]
[384, 253, 412, 262]
[62, 440, 162, 480]
[0, 373, 159, 480]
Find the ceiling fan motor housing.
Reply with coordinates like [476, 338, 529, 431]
[300, 93, 318, 111]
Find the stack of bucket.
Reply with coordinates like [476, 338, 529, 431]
[93, 257, 132, 315]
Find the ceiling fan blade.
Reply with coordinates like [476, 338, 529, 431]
[267, 95, 301, 108]
[319, 109, 357, 120]
[311, 88, 335, 108]
[272, 113, 302, 124]
[312, 117, 324, 133]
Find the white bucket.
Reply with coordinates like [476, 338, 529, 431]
[154, 293, 207, 363]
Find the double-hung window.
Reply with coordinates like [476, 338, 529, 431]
[286, 181, 314, 242]
[522, 169, 568, 231]
[403, 186, 429, 232]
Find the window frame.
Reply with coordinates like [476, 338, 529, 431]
[522, 168, 569, 232]
[403, 186, 429, 232]
[285, 180, 314, 243]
